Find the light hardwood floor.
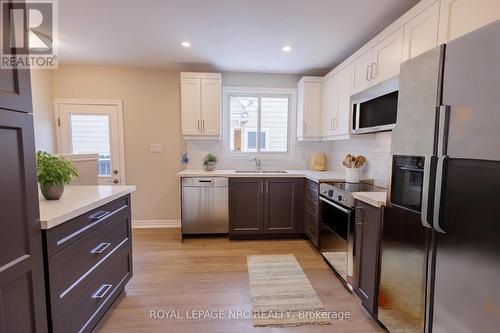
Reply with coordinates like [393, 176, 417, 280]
[95, 228, 385, 333]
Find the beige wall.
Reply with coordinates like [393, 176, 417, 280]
[31, 70, 57, 153]
[51, 66, 185, 222]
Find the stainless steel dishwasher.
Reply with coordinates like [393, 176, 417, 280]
[181, 177, 228, 234]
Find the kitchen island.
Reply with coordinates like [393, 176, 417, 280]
[39, 185, 135, 333]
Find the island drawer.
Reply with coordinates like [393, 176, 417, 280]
[44, 195, 130, 257]
[51, 247, 132, 333]
[48, 210, 131, 314]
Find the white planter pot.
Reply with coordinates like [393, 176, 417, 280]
[345, 168, 361, 183]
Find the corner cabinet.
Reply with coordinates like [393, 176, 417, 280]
[353, 200, 383, 317]
[297, 77, 322, 141]
[229, 178, 304, 239]
[180, 72, 221, 138]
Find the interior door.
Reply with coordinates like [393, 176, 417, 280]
[201, 78, 221, 135]
[0, 110, 48, 333]
[57, 102, 124, 185]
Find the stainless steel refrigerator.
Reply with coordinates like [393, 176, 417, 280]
[380, 20, 500, 333]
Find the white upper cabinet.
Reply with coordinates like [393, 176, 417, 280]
[351, 50, 375, 95]
[297, 77, 322, 141]
[201, 79, 221, 136]
[181, 78, 202, 136]
[438, 0, 500, 44]
[402, 1, 439, 61]
[334, 66, 352, 138]
[371, 27, 404, 85]
[351, 27, 403, 94]
[180, 72, 221, 138]
[320, 73, 339, 138]
[321, 65, 352, 140]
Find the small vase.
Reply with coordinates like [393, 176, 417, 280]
[345, 168, 361, 183]
[204, 161, 216, 171]
[41, 183, 65, 200]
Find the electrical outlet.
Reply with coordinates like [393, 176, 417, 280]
[150, 144, 163, 153]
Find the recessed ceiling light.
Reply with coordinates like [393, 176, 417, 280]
[181, 41, 191, 48]
[282, 45, 292, 52]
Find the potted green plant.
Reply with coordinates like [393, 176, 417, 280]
[203, 153, 218, 171]
[36, 151, 79, 200]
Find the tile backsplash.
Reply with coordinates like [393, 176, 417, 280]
[184, 132, 392, 186]
[322, 132, 392, 186]
[184, 139, 322, 170]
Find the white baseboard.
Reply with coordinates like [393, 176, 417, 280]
[132, 219, 181, 229]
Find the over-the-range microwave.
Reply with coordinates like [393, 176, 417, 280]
[351, 78, 399, 134]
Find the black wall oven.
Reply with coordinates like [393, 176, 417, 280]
[391, 155, 425, 213]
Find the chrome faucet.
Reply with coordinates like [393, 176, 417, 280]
[250, 156, 262, 172]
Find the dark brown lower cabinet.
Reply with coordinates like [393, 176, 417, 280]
[43, 195, 133, 333]
[304, 180, 320, 248]
[229, 178, 303, 238]
[354, 200, 383, 317]
[0, 109, 48, 333]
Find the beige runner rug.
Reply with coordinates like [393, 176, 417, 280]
[247, 254, 331, 327]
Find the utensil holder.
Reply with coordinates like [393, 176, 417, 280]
[345, 168, 361, 183]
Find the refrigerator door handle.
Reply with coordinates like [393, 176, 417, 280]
[433, 155, 448, 233]
[420, 155, 434, 229]
[437, 105, 450, 156]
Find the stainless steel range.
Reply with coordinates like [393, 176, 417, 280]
[318, 181, 383, 289]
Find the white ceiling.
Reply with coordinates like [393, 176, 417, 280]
[57, 0, 420, 75]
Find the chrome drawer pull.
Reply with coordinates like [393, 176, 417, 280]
[91, 284, 113, 299]
[89, 210, 110, 221]
[90, 242, 111, 254]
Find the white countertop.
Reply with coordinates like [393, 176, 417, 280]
[177, 169, 348, 183]
[39, 185, 136, 229]
[352, 191, 387, 208]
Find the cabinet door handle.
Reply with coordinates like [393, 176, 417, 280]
[202, 120, 205, 132]
[370, 62, 377, 80]
[366, 64, 371, 81]
[265, 182, 269, 194]
[197, 120, 200, 132]
[355, 207, 364, 226]
[89, 210, 110, 221]
[92, 284, 113, 299]
[304, 121, 307, 135]
[90, 242, 111, 254]
[260, 182, 264, 194]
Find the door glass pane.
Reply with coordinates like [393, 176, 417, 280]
[70, 114, 111, 176]
[229, 96, 258, 152]
[260, 97, 288, 152]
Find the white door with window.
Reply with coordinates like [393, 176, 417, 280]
[56, 100, 125, 185]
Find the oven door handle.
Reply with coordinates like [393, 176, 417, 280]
[320, 197, 350, 214]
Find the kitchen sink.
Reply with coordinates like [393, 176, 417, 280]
[234, 170, 288, 174]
